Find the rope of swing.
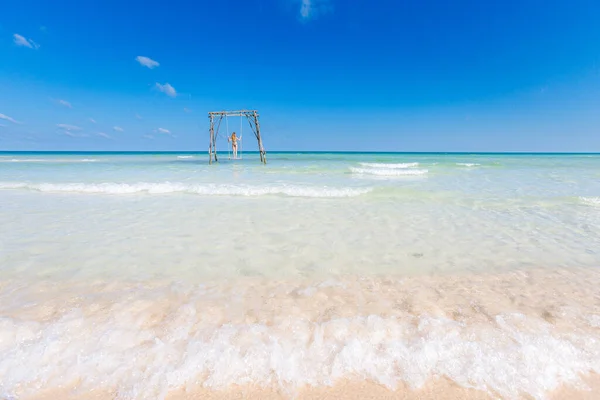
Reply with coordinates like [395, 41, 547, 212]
[226, 115, 231, 160]
[239, 114, 243, 160]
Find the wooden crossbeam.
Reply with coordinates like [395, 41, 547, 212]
[208, 110, 259, 117]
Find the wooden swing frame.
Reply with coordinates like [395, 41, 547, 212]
[208, 110, 266, 164]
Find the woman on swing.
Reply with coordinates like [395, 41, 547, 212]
[228, 131, 241, 159]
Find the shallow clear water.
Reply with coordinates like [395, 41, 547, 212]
[1, 152, 599, 279]
[0, 152, 599, 399]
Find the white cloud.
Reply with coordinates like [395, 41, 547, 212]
[155, 82, 177, 97]
[56, 123, 81, 131]
[299, 0, 331, 21]
[89, 118, 97, 123]
[0, 113, 19, 124]
[143, 134, 154, 140]
[135, 113, 143, 120]
[183, 107, 192, 113]
[136, 56, 160, 69]
[57, 99, 72, 108]
[157, 128, 171, 134]
[96, 132, 111, 139]
[13, 34, 40, 49]
[113, 126, 124, 132]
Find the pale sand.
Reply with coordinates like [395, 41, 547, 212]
[172, 375, 600, 400]
[4, 266, 600, 327]
[24, 374, 600, 399]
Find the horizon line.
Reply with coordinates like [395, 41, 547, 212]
[1, 150, 600, 155]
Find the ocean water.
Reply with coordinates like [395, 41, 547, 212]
[0, 152, 599, 399]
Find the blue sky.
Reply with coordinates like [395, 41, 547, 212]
[1, 0, 599, 152]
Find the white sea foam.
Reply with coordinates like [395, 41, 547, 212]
[587, 315, 600, 328]
[359, 162, 419, 168]
[0, 312, 597, 400]
[0, 182, 371, 198]
[350, 167, 428, 176]
[456, 163, 480, 167]
[580, 197, 600, 206]
[177, 156, 194, 159]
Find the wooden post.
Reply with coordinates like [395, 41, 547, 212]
[254, 111, 266, 164]
[214, 115, 221, 163]
[208, 114, 214, 164]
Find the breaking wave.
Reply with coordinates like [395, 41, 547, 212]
[0, 182, 371, 198]
[1, 310, 598, 400]
[456, 163, 480, 167]
[580, 196, 600, 206]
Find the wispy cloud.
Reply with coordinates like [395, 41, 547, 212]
[157, 128, 171, 135]
[143, 134, 154, 140]
[63, 132, 89, 138]
[57, 125, 87, 138]
[299, 0, 332, 21]
[57, 99, 72, 108]
[96, 132, 112, 139]
[13, 33, 40, 49]
[135, 113, 143, 120]
[89, 118, 97, 123]
[50, 98, 73, 108]
[183, 107, 192, 113]
[136, 56, 160, 69]
[113, 126, 124, 132]
[155, 82, 177, 97]
[56, 123, 81, 131]
[0, 113, 19, 124]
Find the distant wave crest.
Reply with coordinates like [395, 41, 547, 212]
[2, 159, 46, 162]
[350, 167, 428, 176]
[0, 182, 371, 198]
[359, 162, 419, 169]
[456, 163, 480, 167]
[0, 158, 97, 163]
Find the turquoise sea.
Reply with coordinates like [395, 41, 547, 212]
[0, 151, 599, 399]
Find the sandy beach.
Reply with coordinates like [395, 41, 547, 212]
[23, 372, 600, 399]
